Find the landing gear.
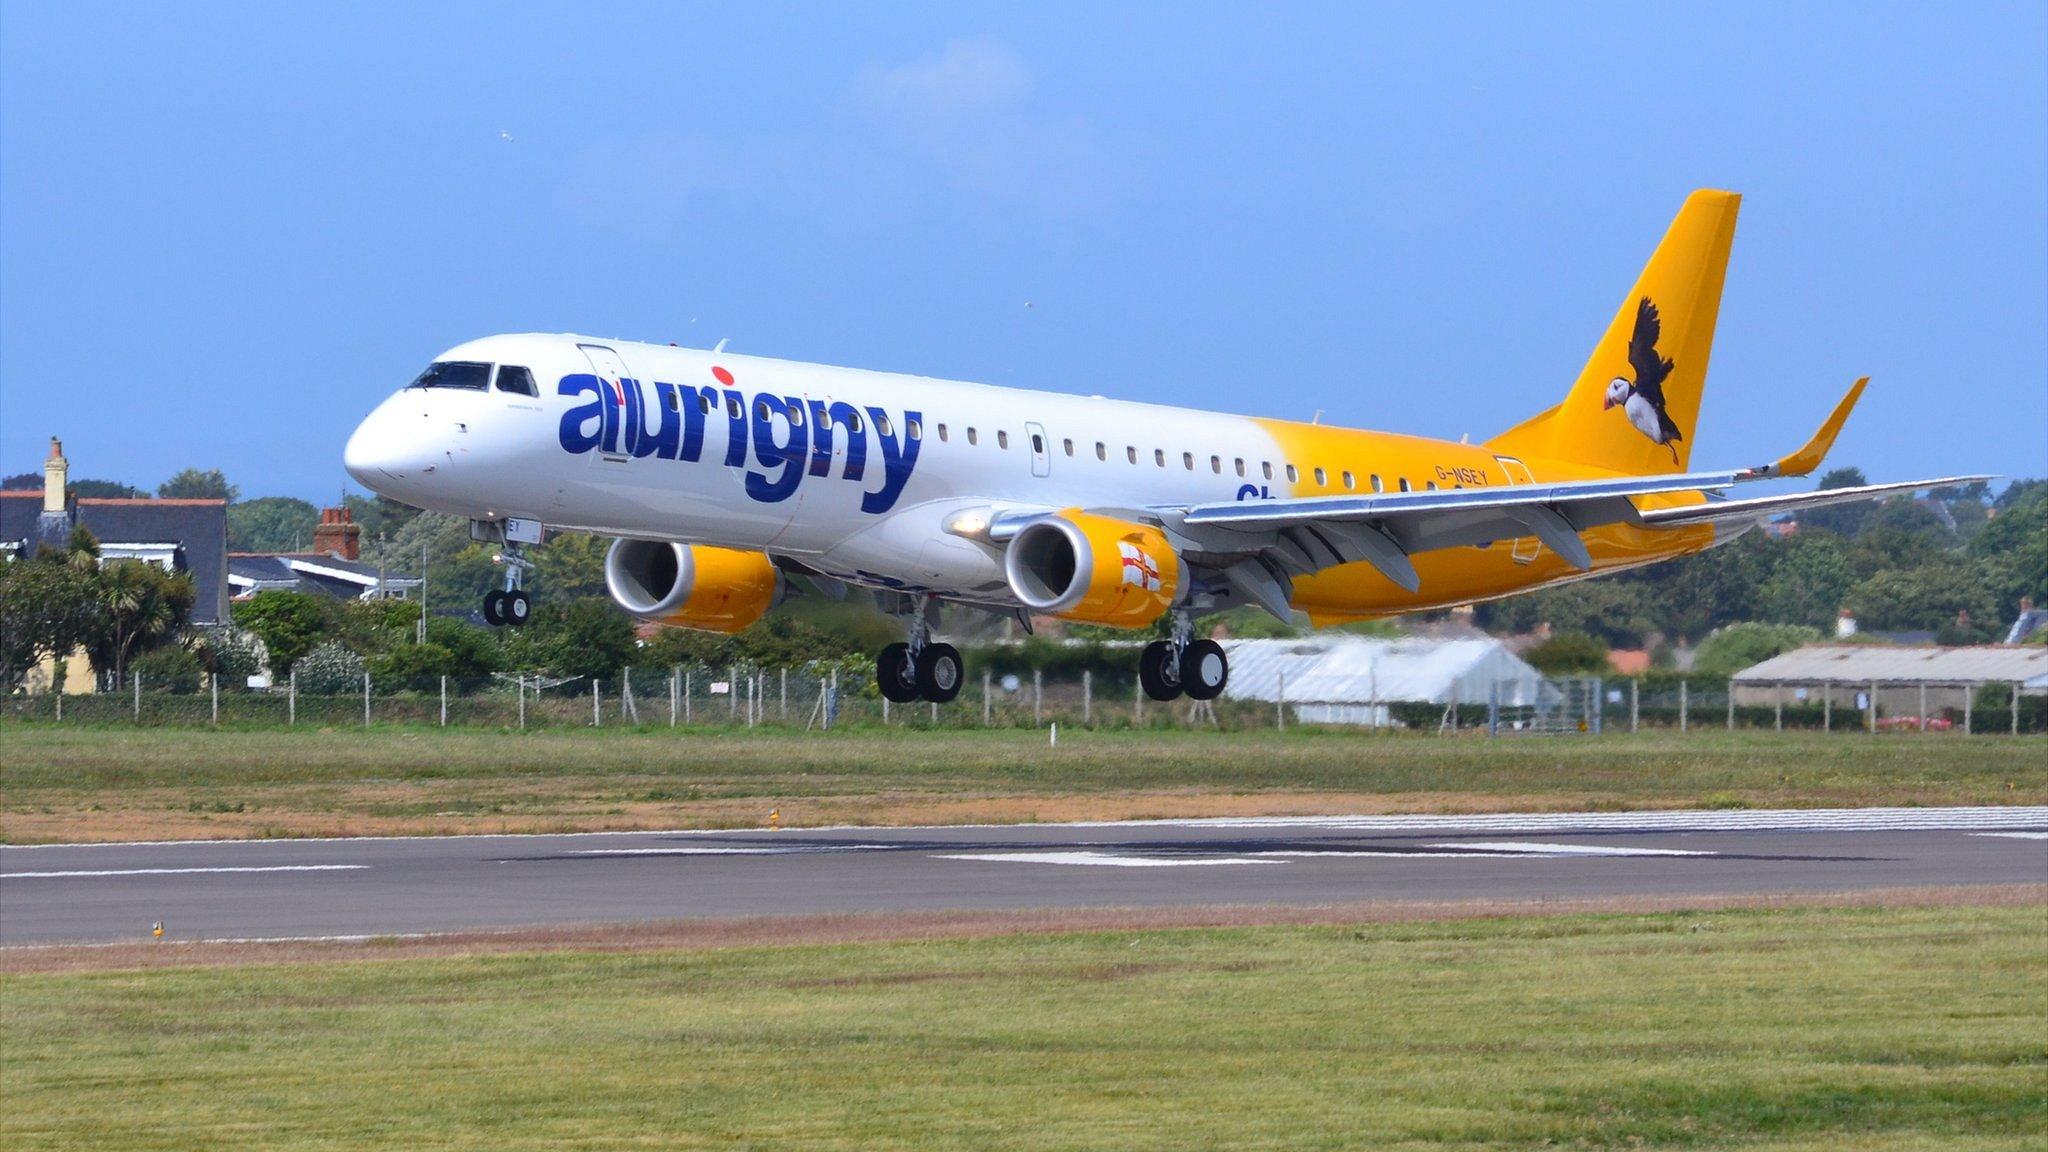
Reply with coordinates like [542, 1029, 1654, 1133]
[482, 538, 534, 628]
[874, 594, 962, 703]
[1140, 614, 1229, 701]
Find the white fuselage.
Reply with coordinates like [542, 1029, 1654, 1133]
[345, 333, 1319, 601]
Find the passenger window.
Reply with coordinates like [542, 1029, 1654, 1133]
[1234, 459, 1246, 477]
[1341, 471, 1355, 490]
[1209, 455, 1222, 474]
[1370, 474, 1383, 493]
[966, 427, 978, 445]
[409, 361, 491, 390]
[1426, 480, 1438, 490]
[997, 430, 1009, 450]
[1127, 446, 1138, 464]
[699, 393, 714, 415]
[665, 388, 680, 412]
[1154, 449, 1166, 467]
[847, 411, 864, 433]
[726, 395, 743, 419]
[1285, 464, 1299, 483]
[756, 400, 771, 421]
[1398, 478, 1412, 492]
[936, 422, 947, 441]
[789, 404, 804, 427]
[1182, 452, 1194, 470]
[876, 414, 893, 437]
[1313, 467, 1327, 486]
[1063, 438, 1074, 456]
[906, 417, 920, 440]
[1031, 433, 1044, 454]
[494, 365, 538, 396]
[1096, 442, 1107, 461]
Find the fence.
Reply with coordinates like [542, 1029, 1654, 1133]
[5, 667, 2043, 734]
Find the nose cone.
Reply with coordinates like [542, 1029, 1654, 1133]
[344, 396, 444, 499]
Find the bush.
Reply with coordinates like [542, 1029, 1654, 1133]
[293, 641, 366, 695]
[197, 627, 264, 689]
[1523, 631, 1609, 675]
[132, 645, 204, 694]
[1692, 622, 1820, 679]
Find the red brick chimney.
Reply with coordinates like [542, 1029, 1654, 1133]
[312, 506, 360, 561]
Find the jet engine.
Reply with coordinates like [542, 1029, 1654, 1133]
[1003, 510, 1185, 628]
[603, 539, 782, 634]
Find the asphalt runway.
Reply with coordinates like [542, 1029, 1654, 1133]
[3, 807, 2043, 946]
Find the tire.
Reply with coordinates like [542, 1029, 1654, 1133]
[915, 642, 964, 703]
[1181, 638, 1228, 701]
[876, 642, 922, 703]
[503, 590, 531, 626]
[1138, 640, 1183, 701]
[482, 590, 506, 627]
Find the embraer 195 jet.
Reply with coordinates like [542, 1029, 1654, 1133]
[344, 191, 1977, 704]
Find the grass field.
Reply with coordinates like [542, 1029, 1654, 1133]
[4, 726, 2044, 843]
[3, 900, 2041, 1150]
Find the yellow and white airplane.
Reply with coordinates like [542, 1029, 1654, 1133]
[344, 190, 1976, 704]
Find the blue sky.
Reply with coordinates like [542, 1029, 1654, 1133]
[3, 2, 2042, 501]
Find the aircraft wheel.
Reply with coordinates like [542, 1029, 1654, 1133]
[482, 590, 507, 627]
[1139, 640, 1183, 701]
[503, 590, 532, 626]
[1181, 638, 1228, 701]
[915, 642, 964, 703]
[876, 642, 922, 703]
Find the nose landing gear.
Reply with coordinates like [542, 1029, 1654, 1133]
[874, 594, 963, 703]
[1139, 613, 1228, 702]
[481, 539, 534, 628]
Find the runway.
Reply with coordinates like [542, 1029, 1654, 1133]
[4, 807, 2043, 946]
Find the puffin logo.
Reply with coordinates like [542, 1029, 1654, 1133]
[1602, 297, 1683, 463]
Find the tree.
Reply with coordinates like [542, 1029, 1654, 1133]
[227, 497, 319, 552]
[1692, 622, 1820, 678]
[86, 560, 196, 682]
[1843, 559, 1996, 635]
[1522, 630, 1610, 675]
[0, 472, 36, 490]
[1755, 532, 1857, 629]
[232, 590, 331, 678]
[0, 557, 101, 692]
[1969, 484, 2047, 621]
[157, 468, 237, 502]
[1844, 498, 1952, 578]
[502, 600, 636, 682]
[3, 472, 142, 497]
[1797, 467, 1872, 537]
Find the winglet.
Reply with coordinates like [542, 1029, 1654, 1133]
[1742, 377, 1867, 479]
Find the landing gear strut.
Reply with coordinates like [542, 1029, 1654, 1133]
[482, 541, 533, 628]
[1140, 612, 1228, 702]
[875, 594, 962, 703]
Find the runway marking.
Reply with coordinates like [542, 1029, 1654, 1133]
[1972, 832, 2048, 840]
[936, 851, 1281, 868]
[570, 846, 892, 857]
[6, 864, 369, 879]
[1427, 841, 1716, 858]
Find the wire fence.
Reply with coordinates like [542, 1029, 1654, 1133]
[5, 668, 2042, 734]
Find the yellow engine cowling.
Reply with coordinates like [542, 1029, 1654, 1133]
[1003, 510, 1185, 629]
[603, 539, 782, 634]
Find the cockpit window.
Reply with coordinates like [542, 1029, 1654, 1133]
[409, 361, 491, 390]
[494, 365, 538, 396]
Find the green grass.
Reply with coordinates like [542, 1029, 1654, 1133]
[4, 727, 2044, 843]
[4, 904, 2042, 1149]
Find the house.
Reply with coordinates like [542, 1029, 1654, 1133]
[1730, 644, 2048, 714]
[1222, 635, 1555, 726]
[1, 438, 228, 626]
[229, 507, 421, 601]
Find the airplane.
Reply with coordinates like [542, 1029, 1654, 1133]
[344, 190, 1980, 705]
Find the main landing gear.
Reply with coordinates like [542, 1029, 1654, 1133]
[875, 594, 963, 704]
[1139, 612, 1228, 702]
[481, 540, 533, 628]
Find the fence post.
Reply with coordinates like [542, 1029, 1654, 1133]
[670, 670, 678, 728]
[685, 670, 693, 725]
[1629, 678, 1639, 734]
[729, 665, 738, 720]
[1134, 672, 1144, 724]
[1963, 684, 1973, 735]
[828, 668, 838, 729]
[518, 676, 526, 730]
[440, 675, 447, 727]
[1726, 686, 1735, 731]
[1487, 678, 1499, 737]
[1678, 680, 1689, 733]
[781, 668, 788, 721]
[289, 667, 296, 727]
[363, 672, 371, 728]
[1773, 687, 1782, 732]
[212, 675, 219, 726]
[882, 695, 890, 724]
[133, 671, 141, 722]
[747, 675, 756, 729]
[1082, 669, 1092, 727]
[593, 680, 601, 727]
[983, 668, 992, 726]
[1919, 682, 1929, 732]
[1823, 683, 1831, 732]
[1592, 676, 1604, 735]
[1033, 669, 1043, 727]
[1868, 680, 1878, 733]
[2014, 682, 2022, 735]
[55, 688, 62, 722]
[1276, 671, 1286, 731]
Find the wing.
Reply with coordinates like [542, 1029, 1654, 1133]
[1627, 297, 1675, 400]
[1636, 476, 1990, 531]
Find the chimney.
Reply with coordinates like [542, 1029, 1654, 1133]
[312, 505, 360, 561]
[43, 437, 67, 514]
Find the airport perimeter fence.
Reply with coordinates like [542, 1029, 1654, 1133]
[6, 666, 2042, 734]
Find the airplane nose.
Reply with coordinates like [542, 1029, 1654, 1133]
[344, 400, 444, 493]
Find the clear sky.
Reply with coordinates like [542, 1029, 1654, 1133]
[3, 2, 2043, 502]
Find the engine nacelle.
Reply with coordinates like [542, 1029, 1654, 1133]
[1003, 510, 1185, 629]
[603, 539, 782, 634]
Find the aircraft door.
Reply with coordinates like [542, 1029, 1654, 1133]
[578, 344, 636, 467]
[1493, 455, 1540, 564]
[1025, 421, 1051, 478]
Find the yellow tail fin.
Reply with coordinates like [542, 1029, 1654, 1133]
[1489, 189, 1739, 475]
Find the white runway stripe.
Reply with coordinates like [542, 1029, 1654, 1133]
[1971, 831, 2048, 840]
[7, 864, 368, 879]
[1426, 841, 1715, 857]
[936, 851, 1280, 868]
[571, 846, 890, 856]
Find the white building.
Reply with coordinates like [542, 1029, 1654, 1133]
[1222, 635, 1554, 726]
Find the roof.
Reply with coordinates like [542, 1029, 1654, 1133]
[1, 492, 227, 626]
[228, 552, 420, 599]
[1731, 644, 2048, 686]
[1222, 635, 1552, 705]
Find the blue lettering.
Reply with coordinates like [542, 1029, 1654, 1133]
[745, 394, 808, 503]
[557, 374, 604, 454]
[618, 377, 644, 457]
[811, 400, 866, 482]
[678, 386, 715, 463]
[721, 390, 747, 467]
[861, 406, 921, 514]
[633, 381, 681, 460]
